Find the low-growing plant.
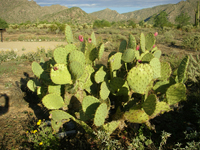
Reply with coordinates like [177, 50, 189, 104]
[182, 34, 200, 51]
[26, 119, 60, 150]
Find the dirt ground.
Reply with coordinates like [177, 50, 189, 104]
[0, 39, 200, 149]
[0, 41, 67, 56]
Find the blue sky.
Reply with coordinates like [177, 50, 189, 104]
[34, 0, 184, 14]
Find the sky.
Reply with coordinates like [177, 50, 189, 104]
[34, 0, 184, 14]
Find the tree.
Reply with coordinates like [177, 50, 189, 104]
[0, 18, 8, 29]
[154, 11, 169, 28]
[175, 12, 191, 28]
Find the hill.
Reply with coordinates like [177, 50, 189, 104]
[0, 0, 68, 23]
[122, 0, 199, 24]
[90, 8, 128, 22]
[41, 7, 97, 24]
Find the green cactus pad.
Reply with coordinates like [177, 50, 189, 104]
[69, 50, 85, 65]
[69, 61, 85, 80]
[150, 58, 161, 79]
[119, 40, 127, 53]
[151, 46, 158, 53]
[127, 64, 153, 94]
[51, 120, 63, 132]
[82, 96, 100, 112]
[50, 110, 73, 122]
[73, 119, 93, 135]
[100, 81, 110, 100]
[82, 96, 100, 120]
[50, 64, 72, 85]
[108, 52, 122, 72]
[65, 44, 77, 51]
[140, 33, 145, 52]
[32, 61, 44, 78]
[166, 83, 187, 105]
[142, 94, 157, 116]
[124, 106, 149, 123]
[94, 66, 107, 83]
[65, 24, 74, 44]
[150, 101, 171, 119]
[158, 62, 172, 81]
[78, 64, 94, 89]
[98, 43, 104, 60]
[91, 31, 97, 46]
[53, 47, 69, 64]
[128, 34, 136, 49]
[141, 53, 154, 62]
[103, 121, 120, 135]
[153, 50, 162, 59]
[145, 33, 155, 51]
[27, 79, 41, 92]
[94, 103, 108, 127]
[177, 55, 190, 83]
[84, 42, 97, 64]
[42, 93, 64, 109]
[48, 85, 61, 95]
[121, 49, 136, 63]
[109, 77, 125, 93]
[153, 80, 171, 94]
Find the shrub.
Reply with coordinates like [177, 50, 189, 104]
[93, 19, 111, 28]
[182, 35, 200, 51]
[0, 18, 8, 29]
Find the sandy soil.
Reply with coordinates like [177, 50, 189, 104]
[0, 41, 67, 56]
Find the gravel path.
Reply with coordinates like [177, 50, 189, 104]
[0, 41, 67, 56]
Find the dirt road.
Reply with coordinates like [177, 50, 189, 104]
[0, 41, 67, 56]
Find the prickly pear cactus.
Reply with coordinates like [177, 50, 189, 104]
[127, 64, 153, 94]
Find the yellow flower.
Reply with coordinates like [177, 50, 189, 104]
[37, 120, 42, 126]
[31, 130, 37, 134]
[39, 142, 43, 145]
[26, 131, 29, 134]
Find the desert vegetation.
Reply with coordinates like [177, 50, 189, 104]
[1, 2, 200, 149]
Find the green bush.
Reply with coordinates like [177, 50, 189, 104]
[0, 18, 8, 29]
[175, 12, 191, 28]
[182, 35, 200, 51]
[93, 19, 111, 28]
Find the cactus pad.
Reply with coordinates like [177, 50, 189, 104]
[98, 43, 104, 60]
[150, 58, 161, 79]
[27, 79, 41, 92]
[177, 55, 189, 83]
[82, 96, 100, 120]
[103, 121, 120, 135]
[109, 77, 125, 93]
[91, 31, 97, 46]
[166, 83, 187, 105]
[69, 61, 85, 80]
[94, 103, 108, 127]
[50, 64, 72, 85]
[141, 53, 154, 62]
[124, 106, 149, 123]
[108, 52, 122, 72]
[50, 110, 73, 122]
[153, 50, 161, 59]
[128, 34, 136, 49]
[42, 93, 64, 109]
[48, 85, 61, 95]
[121, 49, 136, 63]
[150, 102, 171, 119]
[69, 50, 85, 65]
[127, 64, 153, 94]
[65, 24, 73, 44]
[94, 66, 107, 83]
[145, 33, 155, 51]
[53, 47, 69, 64]
[159, 62, 172, 81]
[100, 81, 110, 100]
[119, 40, 127, 53]
[142, 94, 157, 116]
[140, 33, 145, 52]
